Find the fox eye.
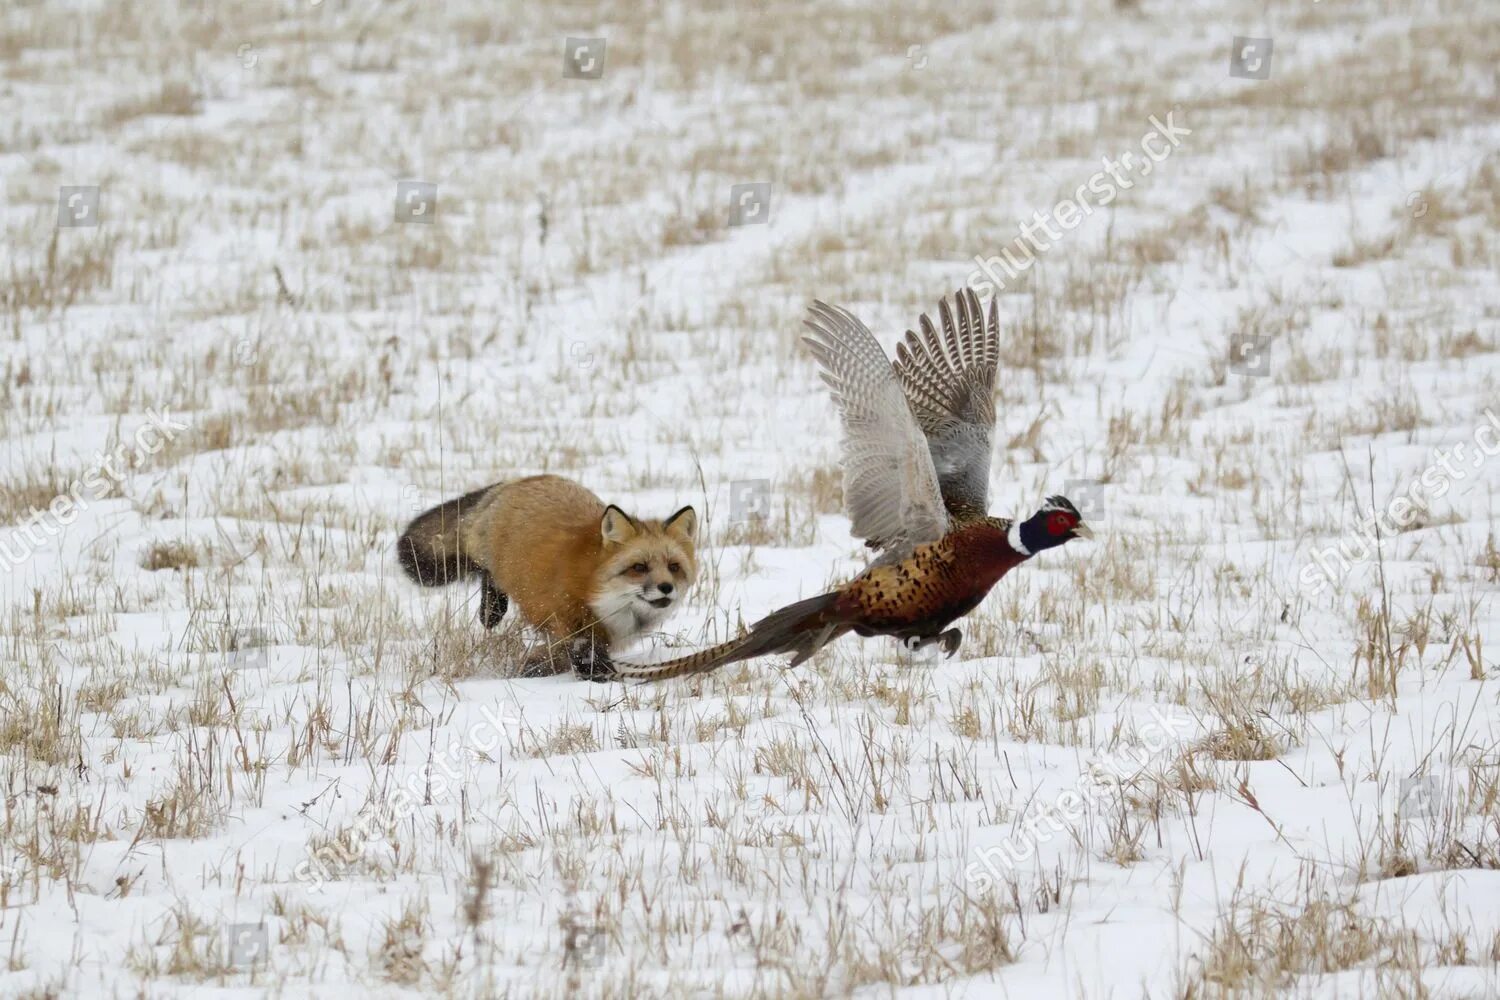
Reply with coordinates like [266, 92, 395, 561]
[667, 561, 681, 574]
[629, 562, 649, 574]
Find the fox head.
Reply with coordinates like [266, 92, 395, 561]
[594, 505, 698, 627]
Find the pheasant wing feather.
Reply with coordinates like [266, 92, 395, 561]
[803, 301, 948, 559]
[892, 288, 1000, 516]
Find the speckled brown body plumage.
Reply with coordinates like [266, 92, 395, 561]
[835, 518, 1022, 638]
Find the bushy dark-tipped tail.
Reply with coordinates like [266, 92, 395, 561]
[612, 591, 843, 681]
[397, 484, 493, 586]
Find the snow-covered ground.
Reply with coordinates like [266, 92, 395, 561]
[2, 0, 1498, 996]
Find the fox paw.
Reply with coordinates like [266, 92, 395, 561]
[570, 645, 617, 683]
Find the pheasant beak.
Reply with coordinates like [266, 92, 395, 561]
[1071, 521, 1095, 540]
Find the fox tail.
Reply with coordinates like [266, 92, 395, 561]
[396, 484, 495, 586]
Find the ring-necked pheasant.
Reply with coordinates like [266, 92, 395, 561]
[612, 288, 1092, 681]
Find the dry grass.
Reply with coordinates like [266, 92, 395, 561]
[1, 229, 120, 317]
[1183, 892, 1417, 997]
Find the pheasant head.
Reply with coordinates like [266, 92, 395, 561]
[1009, 495, 1094, 556]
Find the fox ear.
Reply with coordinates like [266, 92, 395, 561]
[600, 506, 638, 545]
[663, 506, 696, 539]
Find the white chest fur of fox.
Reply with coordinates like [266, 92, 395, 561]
[396, 474, 696, 678]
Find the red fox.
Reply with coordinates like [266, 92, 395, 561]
[397, 475, 696, 678]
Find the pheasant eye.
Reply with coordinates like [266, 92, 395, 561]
[1047, 512, 1072, 535]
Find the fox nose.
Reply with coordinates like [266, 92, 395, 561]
[658, 582, 674, 595]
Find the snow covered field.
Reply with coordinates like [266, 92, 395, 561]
[2, 0, 1498, 995]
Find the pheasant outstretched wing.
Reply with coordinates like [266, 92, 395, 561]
[891, 288, 1000, 518]
[803, 301, 949, 559]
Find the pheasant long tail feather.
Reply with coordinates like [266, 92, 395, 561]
[608, 634, 762, 682]
[612, 591, 841, 682]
